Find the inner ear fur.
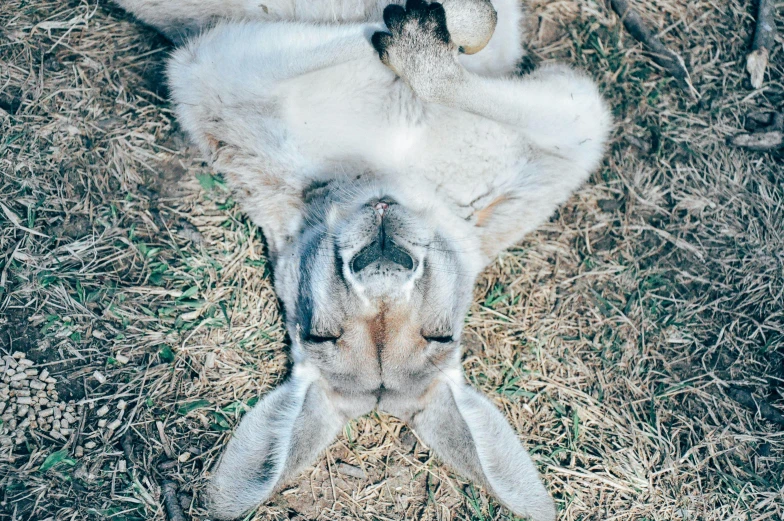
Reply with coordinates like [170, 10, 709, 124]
[207, 366, 345, 520]
[411, 377, 556, 521]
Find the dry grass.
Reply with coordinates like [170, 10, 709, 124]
[1, 0, 782, 520]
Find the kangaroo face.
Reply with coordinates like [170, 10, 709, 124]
[275, 182, 476, 411]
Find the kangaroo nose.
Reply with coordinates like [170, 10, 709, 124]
[374, 201, 389, 216]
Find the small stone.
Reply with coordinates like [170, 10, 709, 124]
[61, 418, 69, 429]
[75, 446, 84, 457]
[92, 371, 106, 384]
[17, 359, 33, 368]
[97, 419, 107, 428]
[63, 412, 76, 423]
[53, 408, 62, 420]
[16, 396, 32, 406]
[84, 441, 96, 449]
[12, 352, 25, 360]
[5, 369, 15, 377]
[24, 369, 38, 377]
[96, 405, 109, 417]
[117, 459, 127, 472]
[59, 428, 72, 435]
[46, 383, 56, 391]
[39, 408, 54, 418]
[107, 419, 122, 431]
[10, 373, 27, 382]
[52, 419, 61, 430]
[16, 406, 29, 417]
[30, 380, 46, 390]
[117, 400, 127, 411]
[39, 369, 49, 381]
[178, 452, 191, 463]
[115, 354, 129, 365]
[15, 390, 31, 397]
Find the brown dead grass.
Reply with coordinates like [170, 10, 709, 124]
[1, 0, 782, 520]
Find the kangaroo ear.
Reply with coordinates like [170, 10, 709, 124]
[208, 366, 346, 520]
[411, 378, 556, 521]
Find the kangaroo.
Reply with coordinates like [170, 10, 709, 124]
[115, 0, 612, 518]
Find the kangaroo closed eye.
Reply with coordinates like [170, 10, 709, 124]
[423, 334, 454, 343]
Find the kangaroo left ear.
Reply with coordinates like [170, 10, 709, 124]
[411, 376, 556, 521]
[208, 365, 346, 520]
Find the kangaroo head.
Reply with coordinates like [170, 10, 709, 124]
[208, 178, 555, 521]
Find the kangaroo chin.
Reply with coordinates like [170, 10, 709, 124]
[115, 0, 613, 519]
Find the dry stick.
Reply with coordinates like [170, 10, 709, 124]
[727, 387, 784, 426]
[728, 111, 784, 151]
[161, 481, 188, 521]
[609, 0, 698, 99]
[746, 0, 777, 89]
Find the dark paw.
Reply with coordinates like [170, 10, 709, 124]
[372, 0, 451, 62]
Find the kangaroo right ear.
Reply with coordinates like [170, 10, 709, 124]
[411, 376, 556, 521]
[208, 365, 346, 520]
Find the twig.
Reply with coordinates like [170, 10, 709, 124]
[161, 481, 188, 521]
[121, 430, 135, 466]
[746, 0, 777, 89]
[609, 0, 698, 99]
[726, 387, 784, 426]
[728, 111, 784, 151]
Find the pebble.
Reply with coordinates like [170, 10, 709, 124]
[17, 405, 29, 417]
[75, 446, 84, 457]
[98, 419, 107, 428]
[10, 373, 27, 382]
[107, 419, 122, 430]
[30, 380, 46, 390]
[96, 405, 109, 417]
[16, 396, 32, 406]
[115, 354, 129, 365]
[92, 371, 106, 384]
[85, 441, 96, 449]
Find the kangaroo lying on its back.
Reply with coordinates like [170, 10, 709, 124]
[117, 0, 612, 519]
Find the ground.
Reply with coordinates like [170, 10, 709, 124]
[0, 0, 782, 520]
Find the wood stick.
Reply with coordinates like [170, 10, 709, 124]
[746, 0, 777, 89]
[161, 480, 188, 521]
[729, 111, 784, 151]
[609, 0, 698, 99]
[727, 387, 784, 426]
